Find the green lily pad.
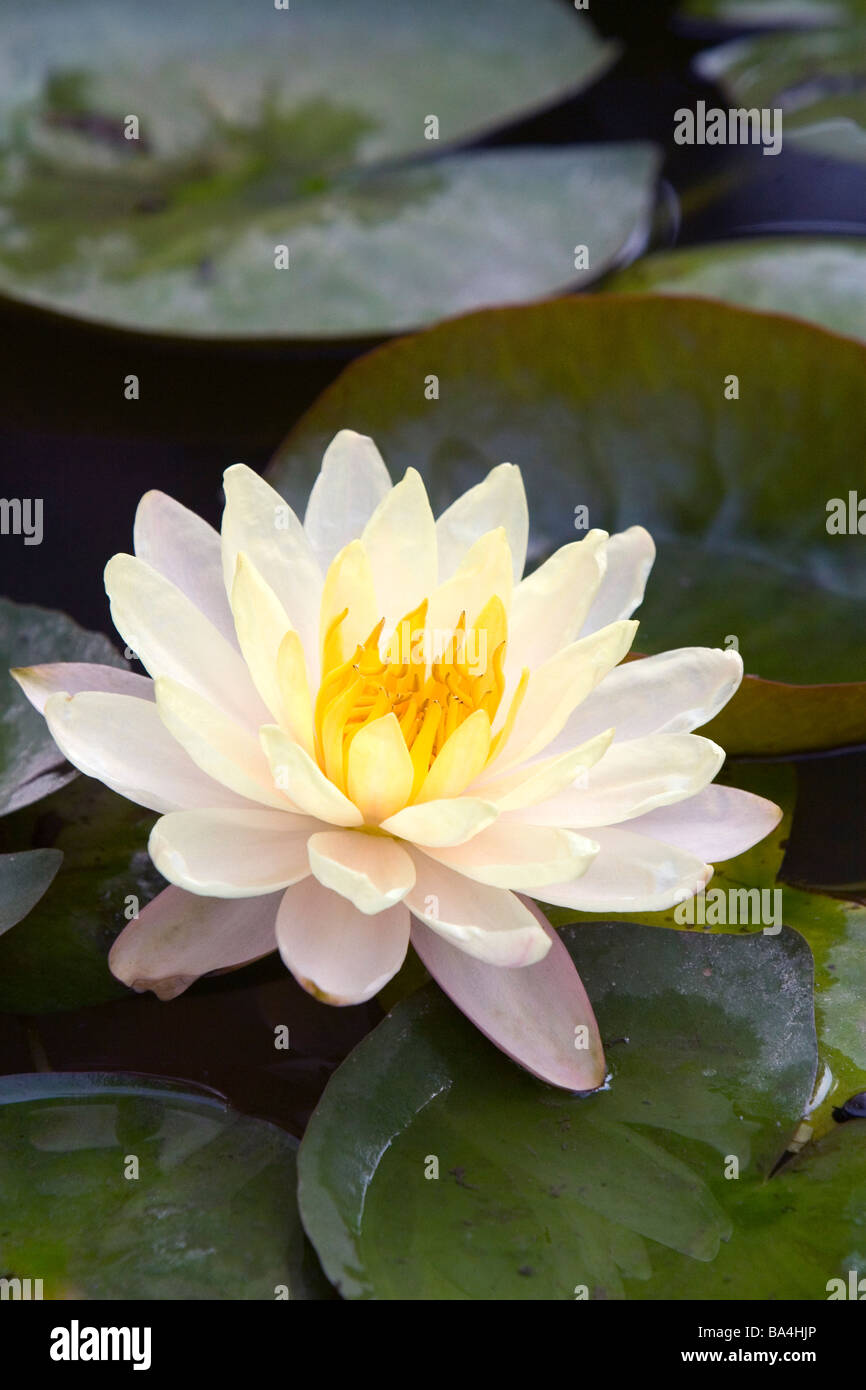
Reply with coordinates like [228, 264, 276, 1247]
[299, 922, 816, 1299]
[681, 0, 864, 26]
[605, 239, 866, 342]
[0, 777, 163, 1013]
[271, 295, 866, 751]
[0, 597, 126, 817]
[632, 1122, 866, 1300]
[1, 146, 657, 339]
[544, 763, 866, 1138]
[0, 1072, 329, 1299]
[0, 847, 62, 935]
[697, 28, 866, 163]
[0, 0, 633, 338]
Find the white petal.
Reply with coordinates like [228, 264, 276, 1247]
[149, 808, 315, 897]
[260, 725, 363, 826]
[405, 854, 550, 966]
[276, 876, 409, 1004]
[381, 798, 498, 847]
[12, 662, 153, 714]
[318, 539, 379, 669]
[411, 900, 605, 1090]
[362, 467, 437, 635]
[425, 527, 514, 634]
[42, 692, 251, 813]
[304, 430, 392, 570]
[134, 490, 238, 648]
[548, 647, 744, 755]
[579, 526, 655, 635]
[423, 820, 598, 889]
[472, 729, 613, 811]
[230, 551, 294, 727]
[492, 619, 637, 770]
[624, 785, 782, 863]
[155, 677, 291, 810]
[506, 530, 608, 682]
[109, 884, 280, 1000]
[436, 462, 529, 583]
[105, 553, 267, 729]
[308, 829, 415, 914]
[221, 464, 322, 680]
[523, 733, 726, 828]
[540, 826, 712, 913]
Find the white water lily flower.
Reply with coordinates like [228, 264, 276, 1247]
[12, 431, 780, 1090]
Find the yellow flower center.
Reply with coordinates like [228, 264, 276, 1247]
[313, 596, 528, 802]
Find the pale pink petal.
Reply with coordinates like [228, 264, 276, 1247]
[540, 826, 712, 914]
[12, 662, 154, 713]
[411, 899, 605, 1091]
[405, 853, 550, 965]
[134, 490, 238, 649]
[624, 785, 782, 863]
[109, 884, 281, 1000]
[42, 692, 254, 813]
[276, 877, 410, 1005]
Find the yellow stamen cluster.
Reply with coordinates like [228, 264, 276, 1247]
[314, 596, 528, 801]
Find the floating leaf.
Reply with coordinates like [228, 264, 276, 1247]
[0, 848, 62, 936]
[0, 1072, 330, 1299]
[0, 777, 163, 1013]
[697, 28, 866, 163]
[299, 923, 816, 1299]
[271, 295, 866, 752]
[680, 0, 865, 28]
[0, 0, 634, 338]
[0, 598, 126, 817]
[605, 239, 866, 342]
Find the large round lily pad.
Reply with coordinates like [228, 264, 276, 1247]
[0, 1072, 328, 1299]
[271, 295, 866, 752]
[0, 0, 643, 338]
[298, 923, 817, 1299]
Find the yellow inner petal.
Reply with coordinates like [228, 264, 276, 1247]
[312, 593, 527, 816]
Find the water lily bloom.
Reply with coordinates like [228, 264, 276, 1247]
[12, 431, 780, 1090]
